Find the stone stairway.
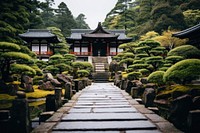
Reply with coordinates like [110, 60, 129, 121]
[92, 57, 110, 82]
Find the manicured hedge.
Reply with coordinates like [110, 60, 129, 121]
[147, 71, 165, 86]
[163, 59, 200, 84]
[167, 45, 200, 59]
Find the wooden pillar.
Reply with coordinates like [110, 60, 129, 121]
[90, 43, 92, 56]
[39, 40, 41, 55]
[116, 42, 118, 55]
[80, 43, 82, 55]
[107, 43, 109, 56]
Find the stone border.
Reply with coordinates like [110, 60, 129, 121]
[31, 91, 83, 133]
[121, 89, 183, 133]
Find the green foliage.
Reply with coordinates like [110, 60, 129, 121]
[19, 45, 37, 59]
[31, 65, 43, 76]
[139, 69, 150, 76]
[165, 56, 184, 64]
[44, 65, 59, 75]
[145, 56, 164, 70]
[75, 14, 90, 29]
[133, 60, 144, 64]
[183, 9, 200, 27]
[167, 45, 200, 59]
[122, 52, 135, 59]
[129, 64, 150, 70]
[163, 59, 200, 84]
[0, 42, 20, 51]
[54, 2, 77, 36]
[47, 27, 69, 55]
[35, 60, 48, 69]
[2, 52, 32, 62]
[147, 71, 165, 86]
[119, 58, 134, 65]
[72, 62, 93, 72]
[11, 64, 36, 76]
[77, 70, 90, 77]
[33, 76, 44, 85]
[127, 72, 142, 81]
[64, 54, 76, 61]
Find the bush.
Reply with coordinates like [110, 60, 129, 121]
[72, 62, 93, 72]
[129, 64, 150, 70]
[77, 70, 90, 77]
[139, 69, 150, 76]
[33, 76, 44, 85]
[147, 71, 165, 86]
[127, 72, 142, 80]
[11, 64, 36, 76]
[163, 59, 200, 84]
[165, 56, 184, 64]
[167, 45, 200, 59]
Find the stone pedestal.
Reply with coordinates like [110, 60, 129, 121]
[142, 88, 155, 108]
[10, 91, 31, 133]
[74, 80, 79, 92]
[64, 82, 73, 100]
[55, 88, 62, 109]
[46, 94, 56, 111]
[187, 110, 200, 133]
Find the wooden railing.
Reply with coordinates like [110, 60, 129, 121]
[69, 52, 120, 56]
[33, 51, 53, 55]
[109, 52, 119, 56]
[70, 52, 91, 56]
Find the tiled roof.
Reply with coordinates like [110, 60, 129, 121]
[19, 29, 56, 38]
[68, 29, 130, 40]
[172, 23, 200, 38]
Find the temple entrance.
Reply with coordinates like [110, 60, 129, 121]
[93, 43, 107, 56]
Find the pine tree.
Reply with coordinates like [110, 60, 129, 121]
[54, 2, 77, 36]
[75, 14, 90, 29]
[0, 0, 30, 43]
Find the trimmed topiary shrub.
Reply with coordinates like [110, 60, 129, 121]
[127, 72, 142, 80]
[163, 59, 200, 84]
[148, 71, 165, 86]
[139, 69, 150, 76]
[129, 64, 150, 70]
[165, 56, 184, 64]
[77, 70, 90, 77]
[167, 45, 200, 59]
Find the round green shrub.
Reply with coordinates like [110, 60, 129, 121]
[77, 70, 90, 77]
[127, 72, 142, 80]
[147, 71, 165, 86]
[165, 56, 184, 64]
[129, 64, 150, 70]
[122, 52, 134, 59]
[159, 67, 169, 71]
[167, 45, 200, 59]
[163, 59, 200, 84]
[11, 64, 36, 76]
[133, 60, 144, 64]
[139, 69, 150, 76]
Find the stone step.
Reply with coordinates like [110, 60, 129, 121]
[53, 121, 157, 131]
[62, 113, 147, 121]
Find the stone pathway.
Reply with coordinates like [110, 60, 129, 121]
[52, 83, 161, 133]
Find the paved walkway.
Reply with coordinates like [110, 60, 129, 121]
[33, 83, 182, 133]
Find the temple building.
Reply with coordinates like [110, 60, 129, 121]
[19, 29, 60, 61]
[172, 23, 200, 49]
[66, 22, 132, 60]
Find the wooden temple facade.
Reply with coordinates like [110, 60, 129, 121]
[66, 22, 132, 58]
[173, 23, 200, 49]
[19, 29, 60, 60]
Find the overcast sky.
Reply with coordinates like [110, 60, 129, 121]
[50, 0, 118, 29]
